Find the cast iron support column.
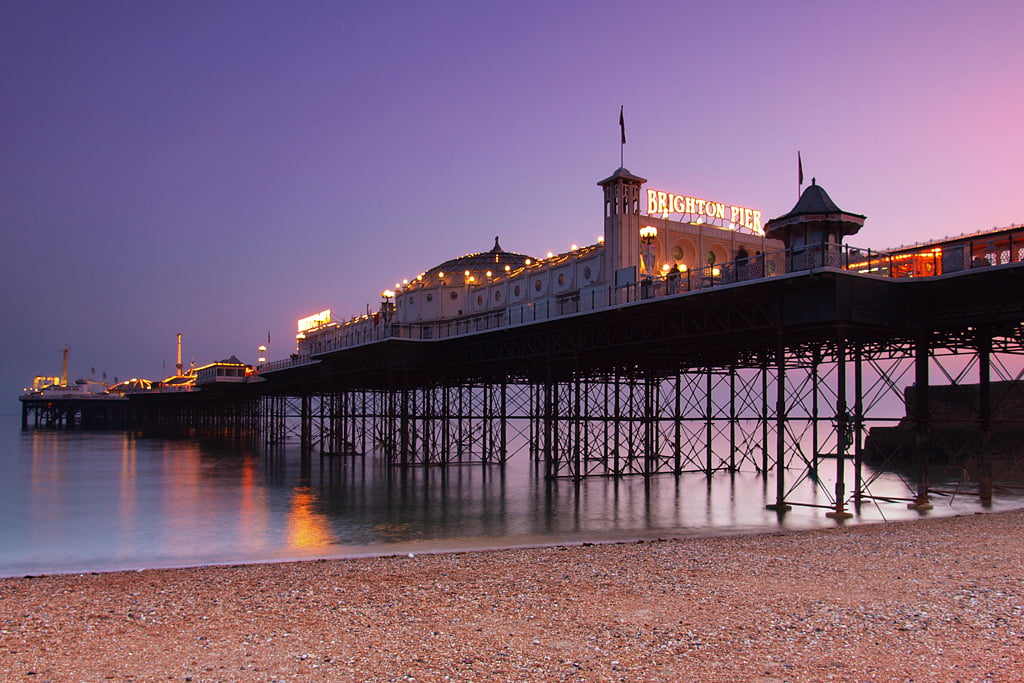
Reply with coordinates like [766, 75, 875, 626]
[909, 331, 933, 510]
[572, 372, 582, 480]
[644, 372, 657, 477]
[674, 371, 683, 475]
[729, 365, 737, 472]
[767, 337, 791, 512]
[977, 326, 993, 504]
[704, 368, 713, 475]
[543, 373, 556, 480]
[853, 342, 864, 507]
[613, 371, 622, 476]
[827, 335, 853, 519]
[499, 381, 508, 465]
[811, 348, 820, 476]
[761, 359, 769, 474]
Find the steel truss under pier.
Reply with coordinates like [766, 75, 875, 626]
[260, 265, 1024, 515]
[126, 389, 261, 442]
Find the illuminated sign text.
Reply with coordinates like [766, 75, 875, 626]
[646, 189, 763, 235]
[297, 309, 332, 333]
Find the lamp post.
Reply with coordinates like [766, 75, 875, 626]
[639, 226, 658, 279]
[381, 289, 395, 324]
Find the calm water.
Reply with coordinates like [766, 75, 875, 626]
[2, 413, 1019, 577]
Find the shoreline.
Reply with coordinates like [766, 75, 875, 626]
[3, 508, 1022, 680]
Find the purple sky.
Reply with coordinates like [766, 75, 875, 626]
[3, 1, 1022, 396]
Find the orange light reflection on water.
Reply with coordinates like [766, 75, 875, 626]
[286, 487, 336, 549]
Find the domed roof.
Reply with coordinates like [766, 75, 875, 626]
[597, 166, 647, 186]
[409, 236, 538, 289]
[765, 178, 865, 238]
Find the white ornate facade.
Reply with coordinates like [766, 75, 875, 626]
[290, 167, 785, 359]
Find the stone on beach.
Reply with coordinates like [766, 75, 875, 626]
[1, 509, 1022, 681]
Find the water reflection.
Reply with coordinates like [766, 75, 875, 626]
[2, 415, 1021, 577]
[287, 487, 336, 548]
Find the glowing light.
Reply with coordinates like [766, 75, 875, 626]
[464, 270, 470, 277]
[597, 235, 604, 243]
[712, 267, 721, 276]
[678, 264, 688, 272]
[504, 265, 511, 272]
[525, 259, 532, 265]
[438, 271, 445, 278]
[661, 263, 671, 273]
[646, 188, 764, 235]
[571, 244, 578, 251]
[639, 226, 658, 242]
[546, 252, 554, 258]
[297, 310, 332, 333]
[486, 271, 493, 277]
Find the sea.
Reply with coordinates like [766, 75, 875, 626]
[2, 412, 1020, 578]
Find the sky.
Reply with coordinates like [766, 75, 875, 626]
[2, 0, 1022, 398]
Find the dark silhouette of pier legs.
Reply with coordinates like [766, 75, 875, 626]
[908, 331, 934, 511]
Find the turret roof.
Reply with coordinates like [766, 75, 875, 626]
[597, 167, 648, 186]
[765, 178, 865, 237]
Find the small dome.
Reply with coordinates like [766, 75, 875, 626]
[409, 236, 537, 289]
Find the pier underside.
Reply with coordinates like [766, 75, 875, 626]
[22, 266, 1024, 516]
[255, 266, 1024, 515]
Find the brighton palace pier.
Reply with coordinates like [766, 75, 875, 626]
[22, 165, 1024, 517]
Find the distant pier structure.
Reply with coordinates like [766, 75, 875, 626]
[22, 166, 1024, 516]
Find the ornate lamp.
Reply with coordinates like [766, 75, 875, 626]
[639, 226, 658, 278]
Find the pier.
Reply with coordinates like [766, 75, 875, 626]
[20, 169, 1024, 518]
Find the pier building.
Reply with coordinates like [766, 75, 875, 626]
[290, 167, 784, 360]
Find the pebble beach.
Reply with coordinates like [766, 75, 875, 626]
[2, 509, 1022, 682]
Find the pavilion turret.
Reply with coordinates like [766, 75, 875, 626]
[764, 178, 865, 250]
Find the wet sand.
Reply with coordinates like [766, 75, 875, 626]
[2, 509, 1022, 681]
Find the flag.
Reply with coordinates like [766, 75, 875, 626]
[798, 151, 804, 186]
[619, 106, 626, 145]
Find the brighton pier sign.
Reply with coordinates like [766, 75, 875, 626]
[646, 189, 763, 235]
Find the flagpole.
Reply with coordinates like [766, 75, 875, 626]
[619, 106, 625, 168]
[798, 150, 804, 202]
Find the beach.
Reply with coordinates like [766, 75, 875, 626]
[2, 509, 1022, 682]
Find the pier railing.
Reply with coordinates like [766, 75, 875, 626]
[259, 241, 1020, 373]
